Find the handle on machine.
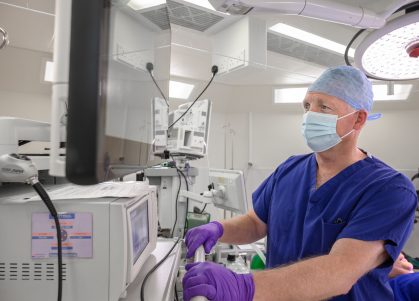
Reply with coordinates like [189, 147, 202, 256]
[190, 246, 208, 301]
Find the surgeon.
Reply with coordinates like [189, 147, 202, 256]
[182, 66, 418, 301]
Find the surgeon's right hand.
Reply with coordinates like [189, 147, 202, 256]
[185, 221, 224, 258]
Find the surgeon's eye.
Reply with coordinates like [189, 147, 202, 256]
[303, 102, 310, 111]
[320, 105, 331, 111]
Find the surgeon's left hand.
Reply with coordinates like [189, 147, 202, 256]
[182, 262, 254, 301]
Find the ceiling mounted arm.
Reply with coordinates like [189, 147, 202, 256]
[0, 27, 9, 50]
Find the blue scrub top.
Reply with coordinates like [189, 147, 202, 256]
[253, 153, 417, 301]
[390, 273, 419, 301]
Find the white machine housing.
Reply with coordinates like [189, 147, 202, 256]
[164, 99, 212, 159]
[0, 185, 158, 301]
[0, 117, 64, 171]
[208, 0, 414, 29]
[209, 168, 248, 214]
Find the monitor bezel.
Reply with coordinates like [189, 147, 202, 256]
[66, 0, 163, 185]
[209, 168, 248, 214]
[66, 0, 109, 185]
[126, 194, 155, 283]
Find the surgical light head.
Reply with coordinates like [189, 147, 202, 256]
[308, 66, 375, 114]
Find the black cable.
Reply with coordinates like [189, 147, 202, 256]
[32, 181, 62, 301]
[146, 62, 169, 107]
[176, 168, 190, 238]
[140, 238, 181, 301]
[168, 65, 218, 129]
[174, 283, 179, 301]
[344, 28, 365, 66]
[200, 203, 208, 214]
[170, 169, 182, 238]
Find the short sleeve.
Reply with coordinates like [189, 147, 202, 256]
[252, 166, 284, 224]
[337, 184, 417, 263]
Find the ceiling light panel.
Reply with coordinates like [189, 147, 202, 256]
[169, 80, 194, 99]
[274, 84, 412, 103]
[372, 84, 412, 101]
[273, 87, 308, 103]
[269, 23, 355, 57]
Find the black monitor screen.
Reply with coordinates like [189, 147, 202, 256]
[130, 201, 149, 265]
[66, 0, 169, 184]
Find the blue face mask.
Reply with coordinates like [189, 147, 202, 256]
[301, 111, 357, 153]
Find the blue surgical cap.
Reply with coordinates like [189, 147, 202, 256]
[308, 66, 374, 112]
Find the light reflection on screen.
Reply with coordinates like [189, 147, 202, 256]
[130, 202, 149, 264]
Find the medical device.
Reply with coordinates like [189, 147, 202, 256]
[162, 99, 212, 159]
[209, 169, 248, 214]
[209, 0, 415, 28]
[0, 117, 65, 170]
[0, 183, 158, 301]
[0, 153, 64, 301]
[50, 0, 168, 184]
[180, 168, 248, 214]
[191, 246, 208, 301]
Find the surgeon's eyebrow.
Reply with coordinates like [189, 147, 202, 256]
[318, 98, 337, 110]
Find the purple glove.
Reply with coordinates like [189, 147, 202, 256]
[185, 221, 224, 258]
[183, 262, 254, 301]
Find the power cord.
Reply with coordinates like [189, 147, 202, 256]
[140, 238, 181, 301]
[171, 169, 182, 238]
[146, 62, 169, 107]
[176, 168, 190, 238]
[31, 179, 63, 301]
[168, 65, 218, 129]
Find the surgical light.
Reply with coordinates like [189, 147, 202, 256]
[127, 0, 166, 10]
[269, 23, 356, 57]
[355, 10, 419, 80]
[169, 80, 194, 99]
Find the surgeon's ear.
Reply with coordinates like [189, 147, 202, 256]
[354, 110, 367, 130]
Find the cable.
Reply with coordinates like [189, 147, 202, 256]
[200, 203, 208, 214]
[174, 283, 179, 301]
[168, 65, 218, 129]
[171, 169, 182, 238]
[344, 28, 366, 67]
[140, 238, 181, 301]
[176, 168, 190, 237]
[146, 62, 169, 107]
[32, 180, 62, 301]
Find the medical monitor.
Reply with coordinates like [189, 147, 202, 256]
[209, 169, 248, 214]
[127, 197, 153, 282]
[65, 0, 170, 184]
[162, 99, 211, 159]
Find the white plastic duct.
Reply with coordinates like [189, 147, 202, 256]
[210, 0, 416, 28]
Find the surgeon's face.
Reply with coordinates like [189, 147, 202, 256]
[303, 92, 358, 137]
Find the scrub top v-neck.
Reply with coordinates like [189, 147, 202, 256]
[253, 153, 417, 301]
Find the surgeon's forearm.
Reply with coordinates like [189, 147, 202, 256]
[252, 238, 388, 301]
[253, 254, 354, 301]
[219, 210, 267, 244]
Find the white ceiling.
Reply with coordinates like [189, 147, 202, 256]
[0, 0, 418, 102]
